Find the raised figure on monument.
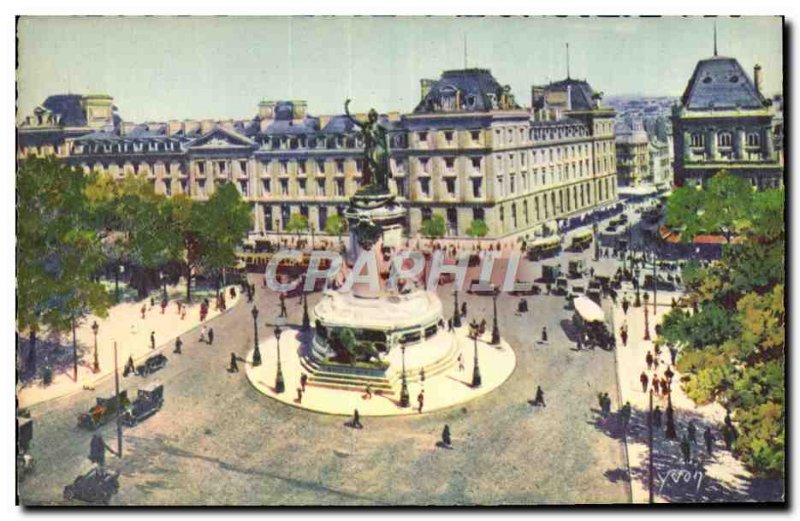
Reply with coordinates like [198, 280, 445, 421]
[344, 99, 391, 194]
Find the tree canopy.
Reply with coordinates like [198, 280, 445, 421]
[421, 214, 447, 238]
[659, 177, 784, 478]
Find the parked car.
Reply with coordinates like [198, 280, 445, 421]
[63, 467, 119, 505]
[136, 353, 168, 377]
[541, 264, 562, 283]
[121, 383, 164, 427]
[78, 391, 130, 430]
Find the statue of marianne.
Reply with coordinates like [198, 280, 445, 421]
[344, 99, 391, 194]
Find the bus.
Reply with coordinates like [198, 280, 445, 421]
[527, 235, 561, 261]
[570, 229, 593, 252]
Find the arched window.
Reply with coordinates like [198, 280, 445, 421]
[747, 132, 761, 147]
[717, 132, 733, 147]
[690, 132, 705, 148]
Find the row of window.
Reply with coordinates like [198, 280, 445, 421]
[689, 131, 762, 148]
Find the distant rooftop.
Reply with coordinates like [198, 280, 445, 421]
[680, 56, 765, 111]
[413, 68, 520, 114]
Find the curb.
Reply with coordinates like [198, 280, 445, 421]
[21, 290, 245, 410]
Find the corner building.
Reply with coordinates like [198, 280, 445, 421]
[17, 69, 618, 239]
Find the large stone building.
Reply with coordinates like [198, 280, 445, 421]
[17, 68, 618, 239]
[615, 121, 650, 187]
[671, 53, 783, 189]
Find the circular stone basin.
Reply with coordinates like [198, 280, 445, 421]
[244, 325, 516, 417]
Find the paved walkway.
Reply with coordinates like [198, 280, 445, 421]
[611, 286, 781, 503]
[244, 324, 516, 416]
[18, 285, 242, 408]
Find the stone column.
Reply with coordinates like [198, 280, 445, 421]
[683, 131, 692, 161]
[706, 128, 718, 160]
[763, 127, 774, 160]
[735, 129, 746, 160]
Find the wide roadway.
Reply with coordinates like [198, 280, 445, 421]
[20, 213, 641, 505]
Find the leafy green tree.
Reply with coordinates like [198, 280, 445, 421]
[465, 219, 488, 238]
[16, 157, 110, 376]
[421, 214, 447, 238]
[285, 212, 309, 238]
[703, 171, 754, 243]
[193, 183, 252, 290]
[324, 214, 347, 235]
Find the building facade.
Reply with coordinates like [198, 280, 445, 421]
[615, 121, 650, 187]
[18, 68, 618, 239]
[671, 55, 783, 189]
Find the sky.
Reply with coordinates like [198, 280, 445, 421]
[16, 16, 783, 123]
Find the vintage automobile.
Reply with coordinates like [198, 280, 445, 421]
[17, 412, 34, 479]
[135, 353, 168, 377]
[587, 280, 603, 304]
[467, 279, 497, 295]
[572, 296, 614, 349]
[568, 259, 585, 279]
[78, 391, 130, 430]
[63, 467, 119, 505]
[553, 277, 569, 296]
[541, 264, 562, 284]
[121, 383, 164, 427]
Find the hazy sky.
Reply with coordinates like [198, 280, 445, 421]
[17, 16, 783, 122]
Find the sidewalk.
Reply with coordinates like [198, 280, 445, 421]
[18, 284, 242, 408]
[611, 287, 776, 503]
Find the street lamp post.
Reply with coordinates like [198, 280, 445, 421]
[91, 321, 100, 373]
[399, 344, 410, 407]
[491, 287, 501, 345]
[652, 246, 658, 316]
[452, 290, 462, 328]
[665, 392, 677, 440]
[648, 389, 655, 503]
[274, 324, 285, 394]
[251, 306, 262, 366]
[470, 320, 482, 388]
[643, 295, 651, 341]
[301, 289, 310, 331]
[593, 222, 600, 261]
[160, 270, 167, 301]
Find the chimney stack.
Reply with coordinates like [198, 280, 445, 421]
[754, 64, 763, 98]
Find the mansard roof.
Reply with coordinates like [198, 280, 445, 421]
[413, 68, 520, 114]
[188, 126, 256, 148]
[543, 78, 597, 111]
[680, 56, 765, 111]
[321, 115, 358, 134]
[261, 117, 320, 136]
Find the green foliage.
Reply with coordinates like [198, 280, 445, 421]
[663, 180, 785, 478]
[324, 214, 347, 235]
[16, 157, 110, 344]
[192, 182, 252, 279]
[285, 212, 309, 234]
[421, 214, 447, 238]
[465, 219, 488, 238]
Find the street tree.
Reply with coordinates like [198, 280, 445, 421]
[465, 219, 488, 238]
[421, 215, 447, 239]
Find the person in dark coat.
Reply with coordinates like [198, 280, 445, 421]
[351, 409, 363, 429]
[150, 331, 156, 350]
[124, 355, 135, 377]
[532, 386, 546, 407]
[640, 371, 649, 392]
[208, 328, 215, 345]
[417, 390, 425, 413]
[704, 427, 714, 455]
[541, 327, 548, 343]
[646, 351, 654, 370]
[300, 373, 308, 392]
[688, 421, 697, 444]
[681, 435, 691, 464]
[441, 425, 452, 448]
[90, 433, 107, 467]
[174, 336, 183, 354]
[461, 302, 467, 319]
[653, 406, 662, 428]
[229, 352, 238, 372]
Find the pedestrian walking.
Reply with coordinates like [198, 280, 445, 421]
[150, 331, 156, 350]
[419, 368, 425, 385]
[279, 294, 288, 318]
[461, 302, 467, 319]
[447, 318, 453, 332]
[441, 425, 452, 448]
[141, 303, 147, 319]
[704, 427, 714, 455]
[300, 373, 308, 392]
[200, 325, 207, 343]
[174, 337, 183, 354]
[681, 434, 691, 464]
[181, 308, 187, 320]
[124, 355, 135, 377]
[208, 328, 215, 345]
[457, 353, 464, 372]
[653, 406, 662, 428]
[296, 387, 303, 403]
[150, 297, 155, 309]
[620, 401, 632, 431]
[646, 351, 654, 370]
[541, 326, 548, 343]
[364, 384, 373, 400]
[532, 386, 546, 407]
[653, 377, 660, 395]
[664, 366, 674, 382]
[351, 409, 363, 429]
[622, 298, 629, 315]
[229, 352, 238, 372]
[669, 345, 678, 366]
[688, 421, 697, 444]
[620, 327, 628, 347]
[89, 433, 107, 467]
[576, 335, 583, 351]
[417, 390, 425, 413]
[640, 371, 649, 392]
[722, 424, 735, 451]
[479, 319, 486, 336]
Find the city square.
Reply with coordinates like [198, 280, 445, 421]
[13, 15, 785, 507]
